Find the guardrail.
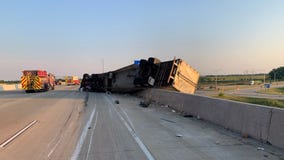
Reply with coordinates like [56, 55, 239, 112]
[139, 89, 284, 150]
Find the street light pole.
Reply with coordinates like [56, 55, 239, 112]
[102, 59, 104, 73]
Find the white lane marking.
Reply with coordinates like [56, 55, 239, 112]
[86, 112, 98, 160]
[0, 120, 38, 148]
[121, 107, 135, 130]
[105, 96, 155, 160]
[48, 102, 77, 158]
[71, 106, 96, 160]
[47, 134, 63, 157]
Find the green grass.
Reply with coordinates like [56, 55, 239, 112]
[257, 87, 284, 95]
[215, 94, 284, 108]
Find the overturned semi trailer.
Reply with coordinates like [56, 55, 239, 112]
[80, 57, 199, 94]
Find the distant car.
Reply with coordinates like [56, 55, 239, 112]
[264, 83, 271, 88]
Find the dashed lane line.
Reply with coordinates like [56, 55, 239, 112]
[0, 120, 38, 148]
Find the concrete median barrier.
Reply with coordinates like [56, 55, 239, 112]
[268, 109, 284, 149]
[139, 89, 284, 149]
[3, 84, 16, 90]
[0, 84, 22, 91]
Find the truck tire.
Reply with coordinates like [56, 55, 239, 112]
[44, 83, 49, 91]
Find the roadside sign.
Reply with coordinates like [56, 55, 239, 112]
[264, 83, 270, 88]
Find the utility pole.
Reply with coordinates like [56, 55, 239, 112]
[215, 75, 218, 90]
[263, 73, 266, 84]
[102, 59, 104, 73]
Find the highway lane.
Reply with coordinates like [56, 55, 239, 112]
[73, 92, 284, 160]
[0, 85, 85, 160]
[196, 82, 284, 100]
[225, 85, 284, 100]
[72, 93, 149, 160]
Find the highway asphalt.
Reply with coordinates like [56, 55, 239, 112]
[1, 86, 284, 160]
[73, 92, 284, 160]
[196, 82, 284, 100]
[0, 85, 85, 160]
[226, 85, 284, 100]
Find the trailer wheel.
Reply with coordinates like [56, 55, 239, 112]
[44, 83, 49, 91]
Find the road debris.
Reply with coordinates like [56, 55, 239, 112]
[140, 100, 151, 108]
[176, 134, 183, 137]
[263, 154, 269, 158]
[242, 133, 249, 138]
[257, 147, 265, 151]
[183, 114, 193, 118]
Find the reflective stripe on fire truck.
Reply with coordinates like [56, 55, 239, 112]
[21, 76, 42, 90]
[21, 76, 28, 90]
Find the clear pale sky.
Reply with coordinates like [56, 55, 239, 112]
[0, 0, 283, 80]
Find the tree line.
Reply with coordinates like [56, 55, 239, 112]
[269, 67, 284, 81]
[0, 80, 20, 84]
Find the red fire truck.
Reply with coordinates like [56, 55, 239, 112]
[65, 76, 80, 85]
[21, 70, 55, 93]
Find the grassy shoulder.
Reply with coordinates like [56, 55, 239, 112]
[257, 87, 284, 95]
[214, 93, 284, 108]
